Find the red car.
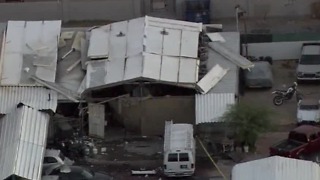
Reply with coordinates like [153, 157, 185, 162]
[270, 125, 320, 159]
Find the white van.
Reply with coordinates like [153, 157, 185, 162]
[163, 121, 195, 177]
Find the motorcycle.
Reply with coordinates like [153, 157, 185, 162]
[272, 87, 302, 106]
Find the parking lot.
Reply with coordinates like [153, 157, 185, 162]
[241, 60, 320, 155]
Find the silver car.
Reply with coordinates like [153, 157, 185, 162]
[297, 99, 320, 125]
[43, 149, 74, 171]
[296, 43, 320, 81]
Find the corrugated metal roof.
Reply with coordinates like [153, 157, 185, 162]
[0, 20, 61, 85]
[195, 93, 235, 124]
[232, 156, 320, 180]
[164, 121, 194, 152]
[207, 32, 240, 94]
[0, 86, 58, 114]
[0, 105, 50, 180]
[84, 16, 201, 92]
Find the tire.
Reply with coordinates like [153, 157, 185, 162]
[273, 96, 284, 106]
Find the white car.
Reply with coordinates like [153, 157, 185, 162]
[43, 149, 74, 171]
[297, 99, 320, 125]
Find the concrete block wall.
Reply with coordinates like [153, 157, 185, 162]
[176, 0, 319, 20]
[0, 0, 142, 22]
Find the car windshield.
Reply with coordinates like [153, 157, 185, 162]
[300, 55, 320, 65]
[289, 132, 308, 143]
[59, 152, 65, 161]
[300, 104, 319, 110]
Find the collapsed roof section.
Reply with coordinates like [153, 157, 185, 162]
[82, 16, 202, 93]
[0, 20, 61, 85]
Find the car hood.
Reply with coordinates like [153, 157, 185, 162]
[297, 110, 319, 121]
[64, 157, 74, 166]
[297, 64, 320, 73]
[93, 172, 113, 180]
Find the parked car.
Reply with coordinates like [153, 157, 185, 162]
[245, 61, 273, 88]
[43, 149, 74, 171]
[43, 164, 112, 180]
[297, 99, 320, 125]
[296, 43, 320, 81]
[269, 125, 320, 159]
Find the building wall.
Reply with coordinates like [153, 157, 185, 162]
[176, 0, 319, 20]
[110, 96, 195, 136]
[0, 0, 142, 22]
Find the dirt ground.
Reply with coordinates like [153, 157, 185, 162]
[75, 60, 320, 180]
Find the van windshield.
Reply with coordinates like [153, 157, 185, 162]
[168, 153, 178, 162]
[300, 55, 320, 65]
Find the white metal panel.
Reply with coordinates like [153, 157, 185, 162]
[88, 103, 105, 138]
[0, 105, 49, 180]
[144, 26, 163, 55]
[1, 54, 23, 85]
[197, 64, 229, 94]
[87, 25, 110, 59]
[178, 58, 198, 83]
[34, 21, 61, 83]
[109, 21, 128, 59]
[160, 56, 179, 82]
[124, 55, 143, 80]
[207, 32, 226, 42]
[0, 86, 58, 114]
[232, 156, 320, 180]
[105, 58, 125, 84]
[195, 93, 235, 124]
[127, 17, 144, 57]
[1, 21, 24, 85]
[86, 60, 107, 89]
[210, 42, 254, 69]
[142, 53, 162, 80]
[146, 16, 202, 32]
[302, 45, 320, 55]
[1, 20, 61, 85]
[180, 31, 199, 58]
[162, 29, 181, 56]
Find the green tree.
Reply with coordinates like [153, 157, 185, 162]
[222, 102, 274, 152]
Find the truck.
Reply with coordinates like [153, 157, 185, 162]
[269, 125, 320, 159]
[163, 121, 195, 177]
[296, 43, 320, 81]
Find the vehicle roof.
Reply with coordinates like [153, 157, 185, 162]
[45, 149, 60, 157]
[293, 125, 320, 136]
[302, 44, 320, 55]
[299, 99, 320, 105]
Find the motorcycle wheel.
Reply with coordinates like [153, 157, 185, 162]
[273, 96, 284, 106]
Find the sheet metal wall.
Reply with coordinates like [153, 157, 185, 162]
[0, 86, 57, 114]
[0, 105, 50, 180]
[232, 156, 320, 180]
[195, 93, 235, 124]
